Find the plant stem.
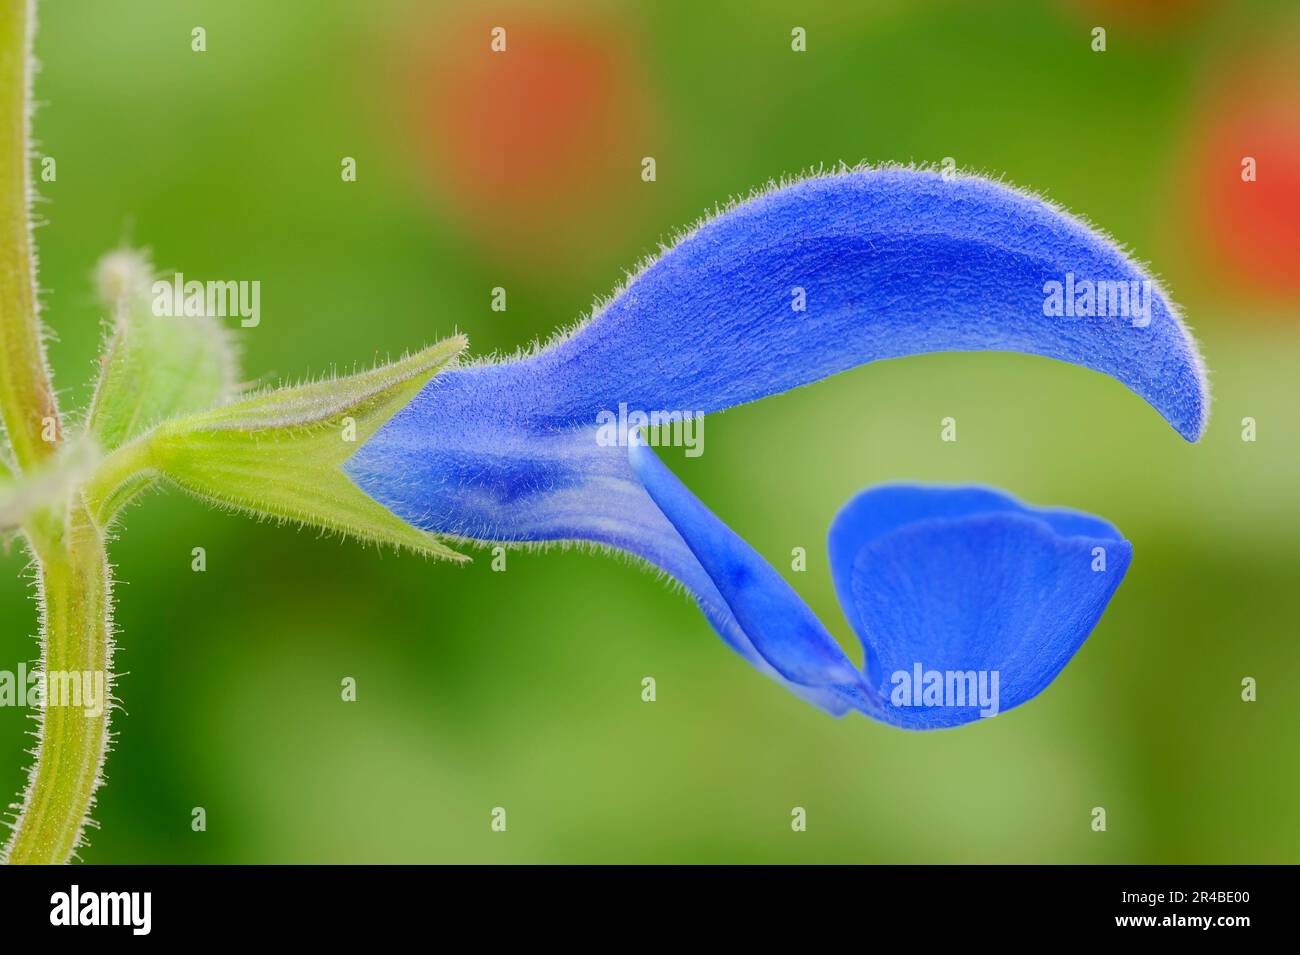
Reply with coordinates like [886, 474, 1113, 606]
[0, 0, 111, 865]
[0, 0, 60, 471]
[81, 437, 155, 527]
[3, 503, 113, 864]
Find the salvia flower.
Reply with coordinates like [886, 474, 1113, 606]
[344, 166, 1209, 728]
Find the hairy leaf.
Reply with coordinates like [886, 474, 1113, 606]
[85, 249, 239, 452]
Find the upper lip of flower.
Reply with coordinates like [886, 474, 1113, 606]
[342, 165, 1208, 726]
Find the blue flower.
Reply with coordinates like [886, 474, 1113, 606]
[345, 167, 1207, 728]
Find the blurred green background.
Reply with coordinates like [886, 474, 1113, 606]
[2, 0, 1298, 863]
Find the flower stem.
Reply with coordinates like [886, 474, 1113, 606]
[0, 0, 61, 470]
[3, 503, 114, 864]
[0, 0, 112, 865]
[81, 438, 155, 527]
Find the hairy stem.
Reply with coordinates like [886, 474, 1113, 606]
[81, 438, 155, 528]
[0, 0, 110, 865]
[0, 0, 60, 470]
[3, 502, 113, 864]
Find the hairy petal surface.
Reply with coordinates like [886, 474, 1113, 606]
[350, 168, 1206, 544]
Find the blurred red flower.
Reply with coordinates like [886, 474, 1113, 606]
[1189, 45, 1300, 297]
[405, 8, 653, 259]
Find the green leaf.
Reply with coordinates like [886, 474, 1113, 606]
[88, 336, 468, 559]
[85, 249, 239, 452]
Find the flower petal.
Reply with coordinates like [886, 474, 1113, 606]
[349, 168, 1206, 548]
[829, 484, 1132, 729]
[628, 434, 875, 715]
[343, 168, 1194, 717]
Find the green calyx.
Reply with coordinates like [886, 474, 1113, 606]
[82, 335, 468, 560]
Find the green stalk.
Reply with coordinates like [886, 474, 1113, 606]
[0, 0, 60, 468]
[81, 438, 155, 527]
[0, 0, 112, 865]
[3, 503, 113, 864]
